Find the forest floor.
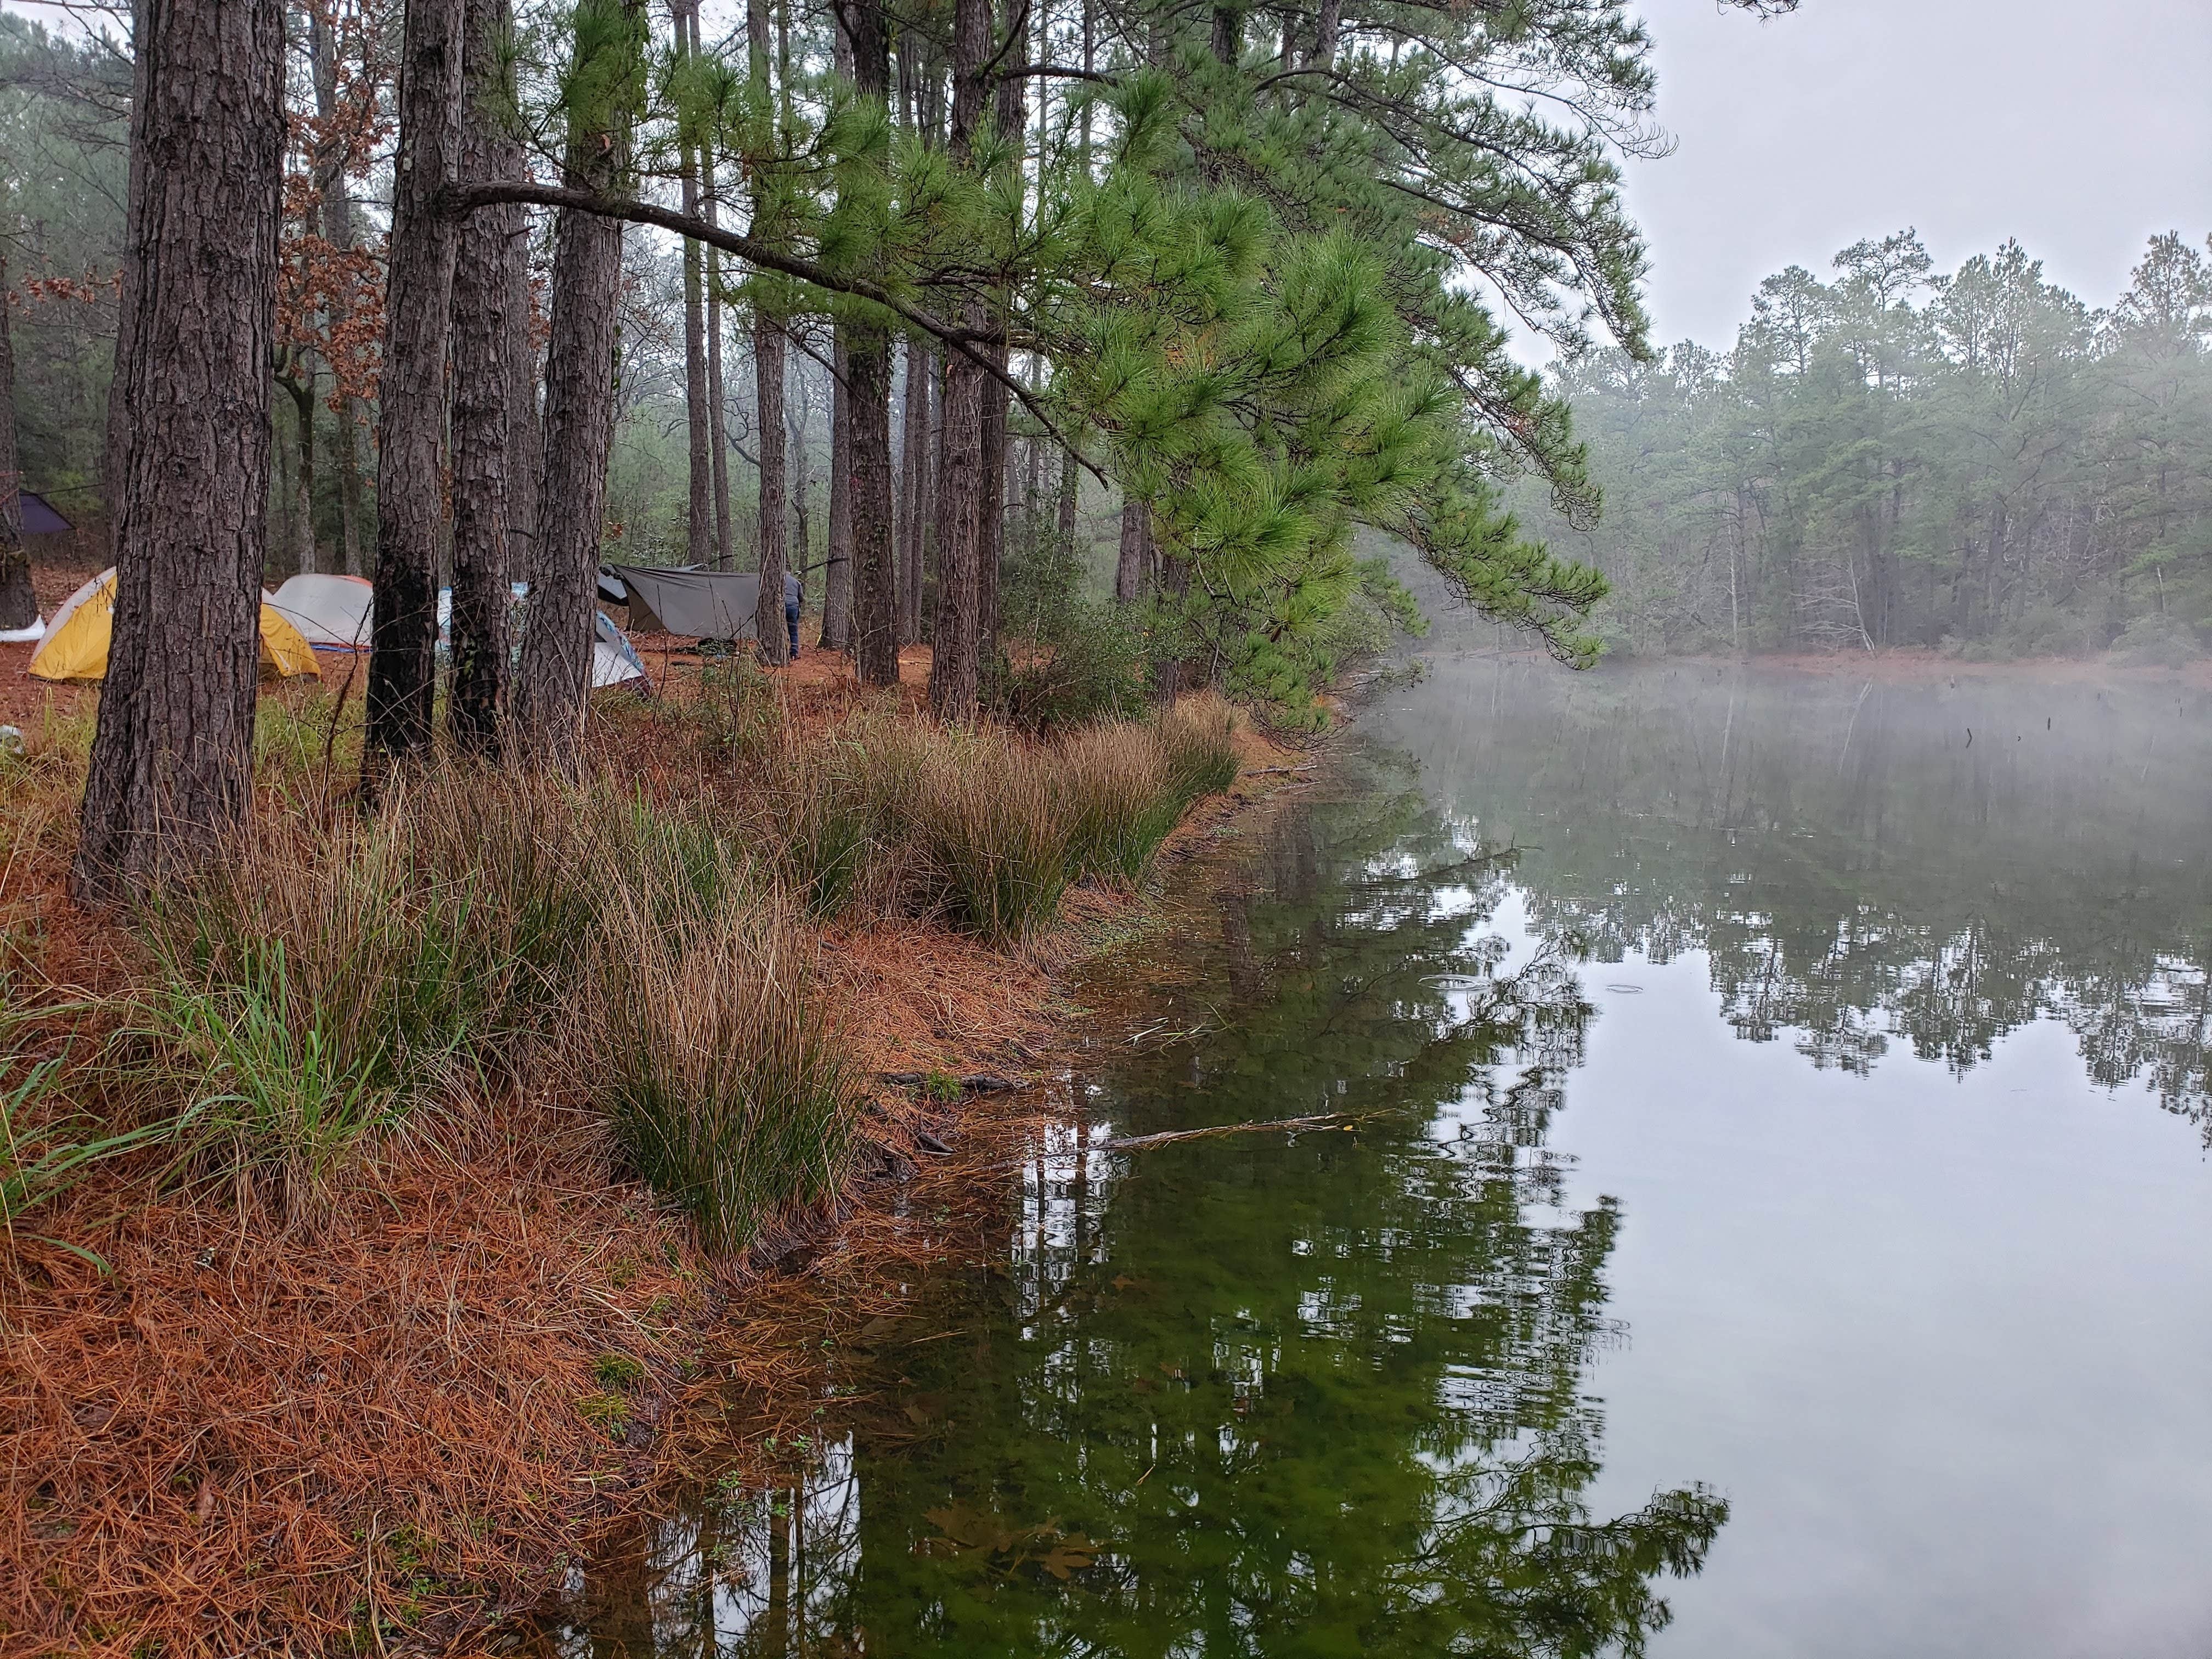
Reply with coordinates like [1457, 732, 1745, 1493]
[0, 567, 1302, 1658]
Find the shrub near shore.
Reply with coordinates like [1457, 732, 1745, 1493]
[0, 681, 1248, 1654]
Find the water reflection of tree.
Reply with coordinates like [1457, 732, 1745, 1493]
[807, 776, 1715, 1656]
[1405, 659, 2212, 1135]
[532, 765, 1724, 1657]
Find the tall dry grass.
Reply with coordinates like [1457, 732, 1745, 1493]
[19, 687, 1243, 1246]
[126, 771, 841, 1243]
[589, 885, 856, 1252]
[757, 696, 1245, 943]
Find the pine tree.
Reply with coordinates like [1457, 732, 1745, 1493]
[363, 0, 466, 779]
[515, 0, 646, 773]
[75, 0, 286, 898]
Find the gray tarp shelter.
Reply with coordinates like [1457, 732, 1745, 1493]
[610, 566, 760, 639]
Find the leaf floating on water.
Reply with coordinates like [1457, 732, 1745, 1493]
[923, 1505, 1012, 1553]
[1038, 1535, 1100, 1579]
[917, 1506, 1102, 1581]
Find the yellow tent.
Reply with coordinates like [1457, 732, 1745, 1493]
[29, 569, 322, 684]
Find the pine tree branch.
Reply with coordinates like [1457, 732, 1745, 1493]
[440, 178, 1110, 482]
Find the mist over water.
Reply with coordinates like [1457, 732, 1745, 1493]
[524, 658, 2212, 1657]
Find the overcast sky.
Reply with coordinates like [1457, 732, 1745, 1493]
[1616, 0, 2212, 350]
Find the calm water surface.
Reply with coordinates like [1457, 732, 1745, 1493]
[526, 659, 2212, 1657]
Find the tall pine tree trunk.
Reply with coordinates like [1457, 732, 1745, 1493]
[706, 239, 732, 568]
[823, 335, 851, 646]
[1115, 493, 1149, 601]
[929, 348, 981, 718]
[789, 387, 811, 604]
[844, 0, 899, 688]
[747, 0, 789, 662]
[502, 209, 541, 605]
[364, 0, 466, 779]
[674, 0, 713, 569]
[974, 0, 1024, 665]
[1055, 451, 1076, 563]
[98, 38, 148, 563]
[927, 0, 990, 720]
[976, 349, 1006, 662]
[898, 338, 929, 641]
[75, 0, 285, 901]
[1049, 0, 1087, 588]
[0, 235, 35, 631]
[309, 0, 368, 575]
[286, 372, 317, 574]
[448, 0, 524, 756]
[517, 0, 640, 772]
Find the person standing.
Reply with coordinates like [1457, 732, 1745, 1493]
[783, 566, 802, 660]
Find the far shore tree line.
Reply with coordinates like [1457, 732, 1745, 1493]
[0, 0, 1808, 898]
[1517, 229, 2212, 661]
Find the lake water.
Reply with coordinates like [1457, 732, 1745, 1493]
[521, 658, 2212, 1657]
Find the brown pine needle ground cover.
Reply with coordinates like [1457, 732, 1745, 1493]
[0, 636, 1300, 1657]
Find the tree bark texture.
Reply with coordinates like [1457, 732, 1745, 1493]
[309, 0, 368, 574]
[752, 312, 789, 658]
[977, 341, 1007, 660]
[839, 0, 899, 687]
[1153, 546, 1190, 702]
[975, 0, 1023, 663]
[1306, 0, 1338, 71]
[706, 232, 732, 569]
[747, 0, 788, 662]
[75, 0, 285, 901]
[448, 0, 524, 757]
[820, 1, 852, 649]
[929, 343, 981, 718]
[286, 373, 317, 575]
[823, 335, 851, 647]
[926, 0, 989, 718]
[789, 388, 811, 596]
[517, 0, 640, 774]
[98, 24, 149, 558]
[1055, 448, 1077, 563]
[501, 208, 541, 595]
[1115, 492, 1150, 602]
[365, 0, 466, 780]
[0, 237, 35, 630]
[898, 338, 929, 641]
[674, 1, 713, 570]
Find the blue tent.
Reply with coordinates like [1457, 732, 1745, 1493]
[20, 492, 72, 535]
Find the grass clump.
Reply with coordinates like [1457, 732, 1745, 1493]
[136, 967, 404, 1216]
[127, 771, 849, 1249]
[1056, 723, 1189, 885]
[591, 1352, 648, 1391]
[575, 1392, 631, 1439]
[588, 884, 858, 1254]
[902, 735, 1070, 943]
[760, 698, 1247, 940]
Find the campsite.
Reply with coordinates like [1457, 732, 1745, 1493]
[8, 0, 2212, 1652]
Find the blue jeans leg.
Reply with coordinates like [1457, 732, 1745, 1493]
[785, 600, 800, 657]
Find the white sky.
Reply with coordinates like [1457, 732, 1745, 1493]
[1617, 0, 2212, 349]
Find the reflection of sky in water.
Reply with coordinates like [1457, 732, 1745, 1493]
[524, 662, 2212, 1658]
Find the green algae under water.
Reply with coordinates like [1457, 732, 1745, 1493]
[521, 659, 2212, 1657]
